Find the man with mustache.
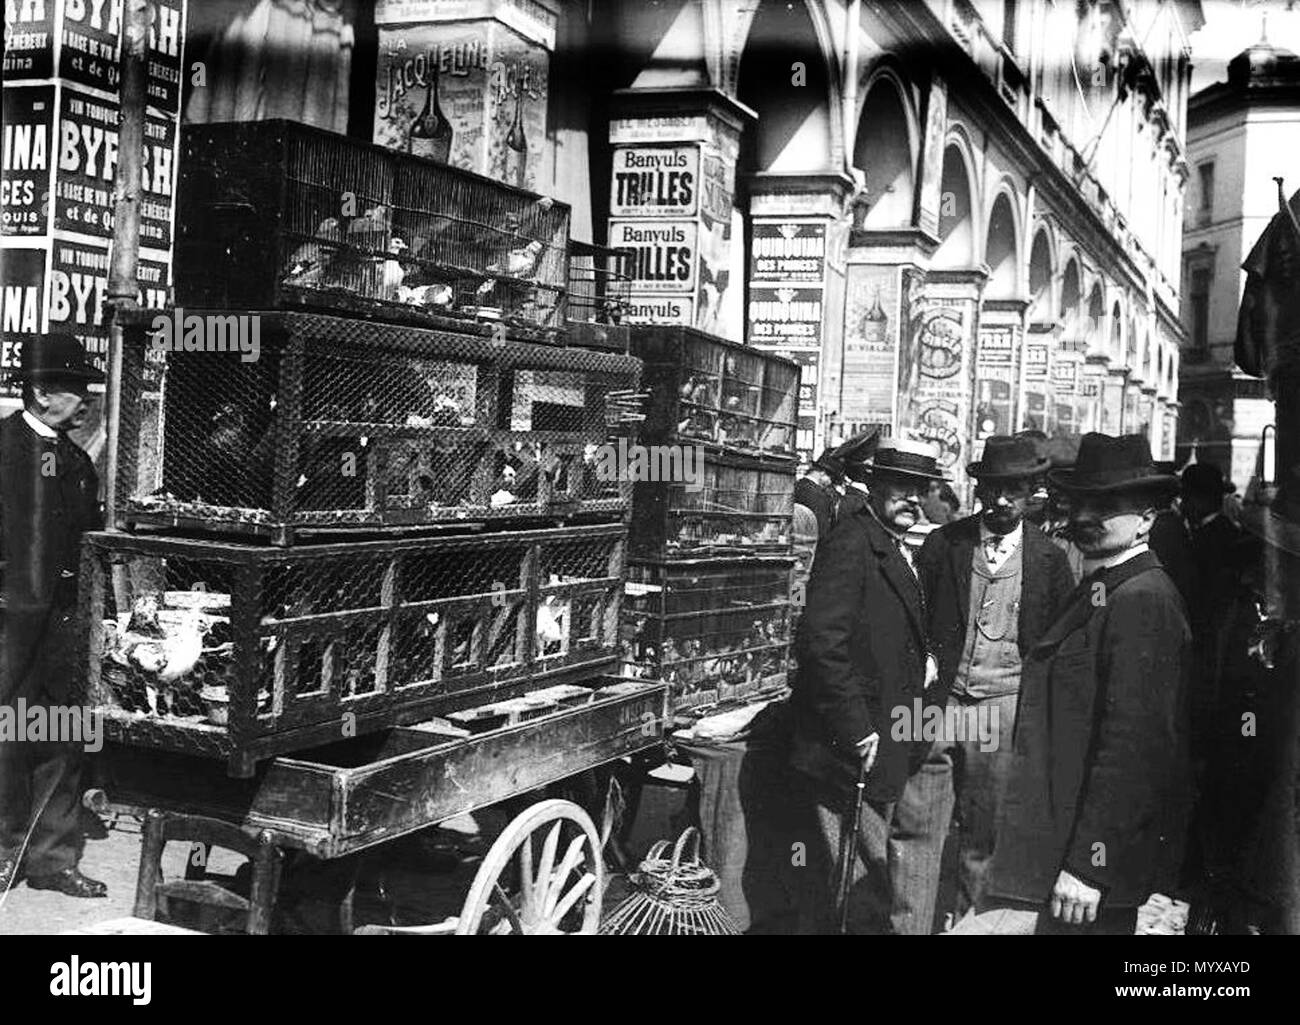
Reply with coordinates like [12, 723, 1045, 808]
[791, 438, 945, 933]
[910, 435, 1075, 930]
[949, 434, 1192, 934]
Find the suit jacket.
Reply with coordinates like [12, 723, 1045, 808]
[1149, 509, 1196, 613]
[916, 515, 1075, 705]
[0, 411, 103, 705]
[986, 551, 1193, 908]
[790, 499, 930, 806]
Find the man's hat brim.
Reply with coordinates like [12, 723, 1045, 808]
[1046, 468, 1180, 494]
[19, 364, 105, 384]
[869, 463, 949, 483]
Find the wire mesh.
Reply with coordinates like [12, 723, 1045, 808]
[621, 560, 793, 711]
[630, 326, 800, 460]
[567, 240, 631, 326]
[175, 120, 571, 339]
[115, 311, 640, 542]
[629, 454, 796, 559]
[81, 526, 626, 770]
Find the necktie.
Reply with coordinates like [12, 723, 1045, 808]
[984, 536, 1003, 565]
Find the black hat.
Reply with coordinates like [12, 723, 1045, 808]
[867, 437, 947, 483]
[967, 435, 1052, 481]
[1045, 435, 1081, 470]
[15, 332, 105, 383]
[828, 426, 881, 484]
[1181, 463, 1235, 497]
[1047, 433, 1178, 495]
[812, 447, 846, 479]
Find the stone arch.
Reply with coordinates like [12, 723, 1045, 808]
[1028, 225, 1056, 323]
[984, 189, 1020, 300]
[1086, 282, 1105, 354]
[853, 67, 917, 229]
[736, 0, 839, 173]
[934, 137, 977, 269]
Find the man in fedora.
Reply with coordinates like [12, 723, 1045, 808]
[0, 333, 108, 898]
[950, 433, 1191, 934]
[791, 437, 945, 933]
[909, 436, 1075, 930]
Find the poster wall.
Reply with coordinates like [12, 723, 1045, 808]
[841, 264, 899, 429]
[2, 0, 186, 404]
[1019, 335, 1052, 433]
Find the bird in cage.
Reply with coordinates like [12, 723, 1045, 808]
[536, 593, 571, 656]
[281, 216, 342, 288]
[489, 239, 544, 280]
[346, 204, 390, 245]
[379, 237, 409, 300]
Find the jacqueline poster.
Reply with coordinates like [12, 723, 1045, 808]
[841, 264, 899, 429]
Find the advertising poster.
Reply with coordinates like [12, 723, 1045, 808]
[900, 298, 975, 477]
[975, 324, 1017, 440]
[54, 88, 178, 248]
[754, 344, 819, 460]
[610, 145, 698, 217]
[0, 245, 47, 395]
[47, 235, 171, 354]
[608, 219, 697, 294]
[841, 264, 899, 427]
[374, 20, 549, 192]
[748, 286, 822, 347]
[1019, 338, 1051, 433]
[2, 0, 55, 80]
[1, 84, 54, 237]
[917, 75, 948, 238]
[750, 221, 825, 283]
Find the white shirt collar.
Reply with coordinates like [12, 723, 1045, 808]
[22, 410, 59, 439]
[979, 519, 1023, 550]
[1083, 542, 1150, 574]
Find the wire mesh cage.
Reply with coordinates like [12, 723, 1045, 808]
[629, 451, 796, 560]
[620, 559, 794, 712]
[564, 240, 631, 352]
[114, 310, 641, 544]
[175, 120, 571, 341]
[629, 326, 800, 460]
[80, 524, 626, 776]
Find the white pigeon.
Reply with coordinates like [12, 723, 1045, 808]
[380, 237, 408, 299]
[488, 239, 543, 279]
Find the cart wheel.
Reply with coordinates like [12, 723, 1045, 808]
[455, 799, 604, 935]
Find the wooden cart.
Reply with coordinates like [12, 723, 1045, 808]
[82, 679, 667, 935]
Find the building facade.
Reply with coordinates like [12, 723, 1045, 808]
[1180, 32, 1300, 492]
[583, 0, 1201, 494]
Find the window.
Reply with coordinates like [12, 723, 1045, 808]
[1197, 161, 1215, 221]
[1190, 266, 1212, 356]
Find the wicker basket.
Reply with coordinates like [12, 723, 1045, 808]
[600, 828, 740, 935]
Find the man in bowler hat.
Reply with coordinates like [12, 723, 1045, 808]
[791, 437, 945, 933]
[950, 434, 1192, 934]
[0, 333, 108, 898]
[909, 436, 1075, 929]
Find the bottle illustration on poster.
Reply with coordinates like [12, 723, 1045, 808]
[505, 83, 527, 189]
[408, 66, 454, 163]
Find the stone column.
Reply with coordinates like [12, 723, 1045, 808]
[606, 87, 751, 338]
[746, 171, 855, 459]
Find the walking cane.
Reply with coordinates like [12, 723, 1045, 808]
[836, 757, 871, 935]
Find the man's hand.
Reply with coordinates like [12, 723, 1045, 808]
[924, 654, 939, 690]
[854, 732, 880, 776]
[1050, 869, 1101, 925]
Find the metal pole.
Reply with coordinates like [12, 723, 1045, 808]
[104, 0, 150, 531]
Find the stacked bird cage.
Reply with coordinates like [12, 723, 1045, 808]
[83, 521, 626, 777]
[565, 240, 632, 353]
[113, 310, 641, 545]
[620, 326, 799, 719]
[174, 120, 571, 343]
[90, 123, 643, 778]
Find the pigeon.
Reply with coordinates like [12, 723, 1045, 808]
[488, 239, 544, 279]
[281, 217, 342, 287]
[396, 282, 454, 308]
[380, 237, 409, 300]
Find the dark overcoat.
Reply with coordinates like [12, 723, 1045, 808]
[916, 514, 1076, 705]
[985, 551, 1193, 909]
[790, 499, 930, 806]
[793, 476, 838, 538]
[0, 411, 103, 706]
